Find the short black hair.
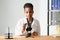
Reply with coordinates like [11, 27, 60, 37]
[24, 3, 33, 9]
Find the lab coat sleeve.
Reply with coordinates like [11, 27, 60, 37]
[36, 20, 40, 35]
[31, 19, 40, 35]
[15, 18, 27, 36]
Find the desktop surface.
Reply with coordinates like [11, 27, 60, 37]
[0, 36, 60, 40]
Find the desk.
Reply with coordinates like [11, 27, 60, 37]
[0, 36, 60, 40]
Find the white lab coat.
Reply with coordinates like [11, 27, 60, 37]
[15, 18, 40, 36]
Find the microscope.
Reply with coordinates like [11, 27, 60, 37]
[26, 25, 32, 38]
[25, 18, 34, 38]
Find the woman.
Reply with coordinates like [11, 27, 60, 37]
[15, 3, 40, 36]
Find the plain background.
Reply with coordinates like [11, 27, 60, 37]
[0, 0, 53, 36]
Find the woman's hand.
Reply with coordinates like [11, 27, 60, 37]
[32, 32, 38, 36]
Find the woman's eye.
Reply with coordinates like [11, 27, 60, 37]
[26, 12, 28, 13]
[25, 11, 33, 14]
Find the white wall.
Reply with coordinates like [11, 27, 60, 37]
[0, 0, 48, 36]
[40, 0, 48, 35]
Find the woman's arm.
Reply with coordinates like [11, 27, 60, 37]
[22, 23, 26, 33]
[31, 19, 40, 36]
[20, 23, 26, 36]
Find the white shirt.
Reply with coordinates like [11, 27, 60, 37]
[15, 18, 40, 36]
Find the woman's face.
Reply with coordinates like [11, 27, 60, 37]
[24, 7, 34, 18]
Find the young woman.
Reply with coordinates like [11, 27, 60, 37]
[15, 3, 40, 36]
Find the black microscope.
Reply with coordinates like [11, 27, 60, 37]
[26, 25, 32, 38]
[25, 18, 34, 38]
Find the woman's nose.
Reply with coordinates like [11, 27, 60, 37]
[28, 13, 30, 15]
